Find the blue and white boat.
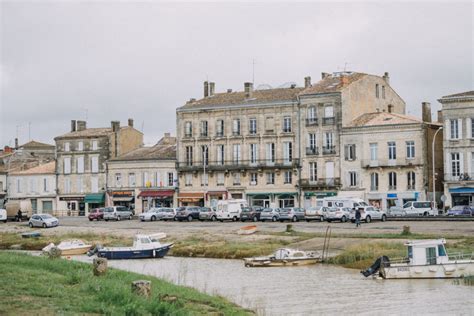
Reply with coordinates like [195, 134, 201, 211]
[94, 233, 173, 260]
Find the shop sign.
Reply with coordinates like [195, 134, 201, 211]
[112, 190, 134, 198]
[59, 196, 85, 201]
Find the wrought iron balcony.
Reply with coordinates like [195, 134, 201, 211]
[298, 177, 341, 189]
[322, 117, 335, 125]
[177, 159, 299, 172]
[305, 118, 318, 126]
[361, 157, 423, 168]
[322, 146, 336, 155]
[305, 147, 319, 156]
[444, 173, 474, 182]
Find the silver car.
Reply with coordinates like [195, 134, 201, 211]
[260, 208, 280, 222]
[139, 208, 161, 221]
[103, 206, 133, 221]
[156, 208, 177, 221]
[325, 207, 351, 222]
[305, 206, 328, 222]
[29, 214, 59, 228]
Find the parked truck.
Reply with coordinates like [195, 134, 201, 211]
[5, 200, 32, 221]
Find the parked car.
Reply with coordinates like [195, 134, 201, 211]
[350, 206, 387, 223]
[240, 206, 263, 222]
[158, 208, 178, 221]
[447, 205, 473, 216]
[259, 208, 280, 222]
[388, 206, 406, 217]
[103, 206, 133, 221]
[0, 209, 7, 223]
[175, 206, 201, 222]
[199, 207, 218, 221]
[88, 208, 104, 221]
[279, 207, 305, 222]
[325, 207, 351, 222]
[139, 208, 161, 221]
[28, 214, 59, 228]
[305, 206, 328, 222]
[216, 199, 248, 221]
[402, 201, 435, 216]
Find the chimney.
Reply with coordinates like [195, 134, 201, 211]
[340, 76, 349, 85]
[111, 121, 120, 132]
[14, 138, 18, 149]
[437, 110, 443, 123]
[227, 89, 232, 93]
[128, 118, 134, 128]
[422, 102, 432, 123]
[388, 104, 394, 113]
[204, 81, 209, 98]
[164, 132, 171, 137]
[321, 72, 330, 79]
[244, 82, 253, 98]
[383, 72, 390, 85]
[77, 120, 87, 131]
[209, 82, 215, 96]
[304, 76, 312, 88]
[71, 120, 77, 132]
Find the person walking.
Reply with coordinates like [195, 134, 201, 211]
[17, 209, 22, 222]
[355, 207, 361, 228]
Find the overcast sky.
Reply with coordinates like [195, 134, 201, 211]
[1, 1, 473, 147]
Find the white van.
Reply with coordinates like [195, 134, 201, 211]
[216, 199, 248, 221]
[0, 209, 7, 223]
[323, 197, 368, 210]
[403, 201, 435, 216]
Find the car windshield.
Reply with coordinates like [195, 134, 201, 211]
[241, 207, 251, 212]
[104, 208, 113, 212]
[282, 208, 292, 212]
[41, 214, 52, 219]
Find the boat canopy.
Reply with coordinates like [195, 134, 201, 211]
[404, 239, 446, 247]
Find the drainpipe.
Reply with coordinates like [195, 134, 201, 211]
[297, 96, 302, 208]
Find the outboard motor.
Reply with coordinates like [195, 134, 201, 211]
[87, 244, 102, 257]
[361, 256, 390, 277]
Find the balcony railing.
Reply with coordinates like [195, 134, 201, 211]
[305, 118, 318, 126]
[232, 131, 241, 136]
[306, 147, 319, 156]
[445, 173, 474, 182]
[216, 132, 224, 137]
[184, 133, 193, 138]
[299, 178, 341, 188]
[370, 186, 378, 191]
[282, 128, 292, 133]
[322, 117, 335, 125]
[388, 185, 397, 191]
[177, 159, 299, 172]
[248, 130, 257, 135]
[322, 146, 336, 155]
[361, 157, 423, 168]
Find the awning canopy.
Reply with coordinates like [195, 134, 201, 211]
[449, 187, 474, 194]
[84, 193, 105, 204]
[178, 192, 204, 199]
[206, 190, 228, 195]
[138, 190, 175, 198]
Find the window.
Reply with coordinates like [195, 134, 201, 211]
[129, 173, 136, 187]
[324, 132, 333, 148]
[143, 172, 149, 187]
[185, 173, 192, 186]
[309, 162, 317, 182]
[43, 178, 48, 192]
[382, 86, 386, 99]
[185, 146, 193, 166]
[233, 119, 241, 136]
[201, 145, 209, 166]
[265, 116, 275, 132]
[345, 144, 356, 161]
[349, 171, 357, 187]
[450, 119, 459, 139]
[217, 145, 225, 165]
[451, 152, 461, 177]
[308, 106, 316, 120]
[91, 177, 98, 193]
[233, 144, 241, 164]
[324, 105, 334, 118]
[284, 171, 292, 184]
[375, 84, 379, 98]
[115, 173, 122, 187]
[64, 178, 70, 193]
[201, 173, 208, 186]
[168, 172, 174, 186]
[216, 119, 224, 137]
[64, 157, 71, 174]
[217, 172, 225, 186]
[64, 142, 70, 152]
[185, 121, 192, 137]
[250, 173, 258, 186]
[283, 142, 292, 163]
[471, 118, 474, 138]
[92, 140, 98, 150]
[78, 141, 83, 151]
[407, 171, 416, 190]
[30, 178, 36, 194]
[249, 118, 257, 135]
[370, 173, 379, 191]
[91, 156, 99, 173]
[266, 143, 275, 165]
[266, 172, 275, 184]
[233, 172, 241, 185]
[388, 142, 396, 160]
[308, 133, 317, 149]
[283, 116, 292, 132]
[406, 141, 415, 159]
[370, 143, 378, 161]
[200, 121, 208, 137]
[250, 144, 258, 164]
[76, 156, 84, 173]
[388, 172, 397, 190]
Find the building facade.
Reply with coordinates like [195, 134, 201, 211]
[106, 134, 177, 213]
[439, 91, 474, 207]
[55, 119, 143, 215]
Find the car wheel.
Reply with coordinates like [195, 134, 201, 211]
[129, 215, 133, 220]
[320, 216, 324, 222]
[381, 215, 387, 222]
[423, 212, 428, 217]
[365, 216, 371, 223]
[233, 216, 238, 222]
[402, 211, 407, 216]
[89, 218, 93, 221]
[341, 216, 346, 223]
[187, 215, 193, 222]
[151, 216, 156, 222]
[272, 216, 277, 222]
[105, 219, 109, 222]
[253, 216, 258, 222]
[29, 222, 33, 228]
[327, 220, 332, 223]
[211, 216, 217, 222]
[292, 216, 297, 222]
[306, 219, 310, 222]
[42, 223, 47, 228]
[241, 218, 246, 222]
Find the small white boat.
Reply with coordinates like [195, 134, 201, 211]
[362, 239, 474, 279]
[244, 248, 320, 267]
[237, 225, 257, 235]
[42, 240, 92, 256]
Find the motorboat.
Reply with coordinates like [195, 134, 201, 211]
[42, 240, 92, 256]
[89, 233, 173, 260]
[244, 248, 320, 267]
[361, 239, 474, 279]
[237, 225, 257, 235]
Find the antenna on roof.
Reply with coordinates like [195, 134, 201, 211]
[344, 62, 349, 72]
[252, 59, 257, 85]
[28, 122, 31, 141]
[83, 108, 88, 121]
[141, 121, 145, 133]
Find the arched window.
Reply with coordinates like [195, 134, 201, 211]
[388, 172, 397, 190]
[407, 172, 416, 190]
[370, 173, 379, 191]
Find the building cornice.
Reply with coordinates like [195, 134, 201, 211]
[176, 100, 298, 113]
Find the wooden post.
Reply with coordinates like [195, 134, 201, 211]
[402, 226, 411, 235]
[92, 258, 108, 276]
[48, 246, 62, 258]
[131, 280, 151, 298]
[286, 224, 293, 233]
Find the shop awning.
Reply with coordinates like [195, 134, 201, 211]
[177, 192, 204, 202]
[206, 190, 228, 195]
[449, 187, 474, 194]
[112, 197, 134, 202]
[138, 190, 175, 198]
[84, 193, 105, 204]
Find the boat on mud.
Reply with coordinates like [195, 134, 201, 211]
[237, 225, 257, 235]
[244, 248, 320, 267]
[361, 239, 474, 279]
[42, 240, 92, 256]
[89, 233, 173, 260]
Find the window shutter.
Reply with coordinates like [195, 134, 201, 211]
[344, 145, 348, 160]
[354, 145, 357, 160]
[460, 153, 464, 174]
[445, 120, 450, 140]
[458, 119, 463, 139]
[467, 118, 472, 139]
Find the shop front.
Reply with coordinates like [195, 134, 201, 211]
[303, 191, 337, 208]
[110, 190, 135, 210]
[177, 192, 204, 206]
[59, 196, 85, 216]
[367, 192, 422, 211]
[205, 190, 228, 208]
[247, 192, 299, 208]
[84, 193, 105, 214]
[138, 189, 175, 212]
[449, 187, 474, 206]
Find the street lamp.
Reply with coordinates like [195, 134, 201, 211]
[432, 127, 443, 212]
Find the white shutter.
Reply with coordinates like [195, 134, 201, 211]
[445, 120, 450, 140]
[445, 152, 451, 180]
[467, 118, 472, 139]
[460, 153, 464, 174]
[458, 119, 463, 139]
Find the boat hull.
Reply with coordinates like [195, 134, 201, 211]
[381, 262, 474, 279]
[97, 244, 172, 260]
[244, 258, 319, 267]
[60, 246, 91, 256]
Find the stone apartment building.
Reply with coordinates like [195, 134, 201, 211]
[55, 119, 143, 215]
[106, 133, 177, 213]
[339, 104, 444, 211]
[439, 91, 474, 207]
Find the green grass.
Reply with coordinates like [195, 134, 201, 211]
[0, 252, 253, 315]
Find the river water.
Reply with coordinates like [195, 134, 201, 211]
[76, 256, 474, 315]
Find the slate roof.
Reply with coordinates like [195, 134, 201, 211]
[55, 128, 114, 139]
[19, 140, 55, 149]
[299, 72, 367, 96]
[10, 161, 56, 175]
[348, 112, 423, 127]
[111, 136, 176, 161]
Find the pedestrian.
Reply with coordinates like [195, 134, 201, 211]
[17, 209, 22, 222]
[355, 207, 361, 228]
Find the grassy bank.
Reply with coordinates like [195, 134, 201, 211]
[0, 252, 252, 315]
